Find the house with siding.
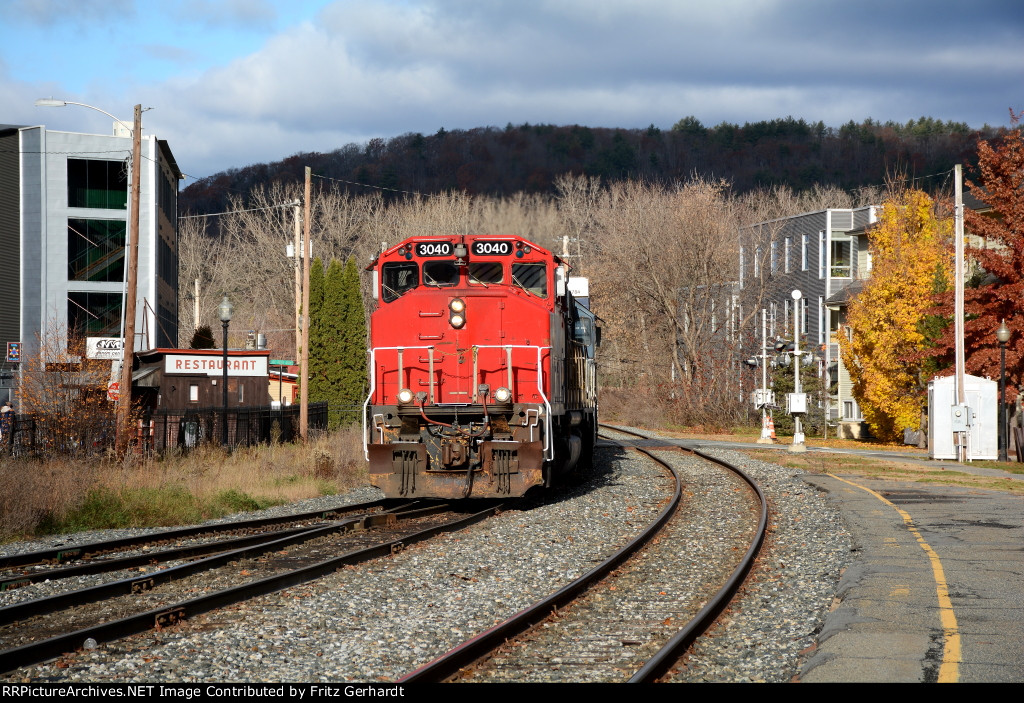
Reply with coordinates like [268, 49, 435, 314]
[739, 206, 879, 437]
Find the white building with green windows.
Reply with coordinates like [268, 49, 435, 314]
[0, 122, 182, 403]
[739, 206, 879, 436]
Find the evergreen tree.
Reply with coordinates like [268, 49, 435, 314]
[338, 257, 368, 423]
[306, 257, 367, 428]
[189, 325, 216, 349]
[306, 257, 327, 412]
[769, 345, 828, 437]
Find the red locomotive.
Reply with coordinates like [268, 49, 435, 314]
[363, 234, 598, 498]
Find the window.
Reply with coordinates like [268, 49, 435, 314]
[818, 297, 825, 345]
[468, 261, 502, 285]
[770, 240, 777, 274]
[801, 234, 808, 271]
[67, 159, 127, 209]
[754, 247, 761, 278]
[844, 400, 861, 420]
[511, 262, 547, 297]
[189, 384, 199, 403]
[67, 291, 122, 338]
[423, 261, 459, 287]
[818, 231, 826, 278]
[381, 262, 418, 302]
[68, 219, 126, 282]
[831, 237, 852, 278]
[784, 237, 791, 273]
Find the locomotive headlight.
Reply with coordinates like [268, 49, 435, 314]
[449, 298, 466, 328]
[397, 388, 414, 404]
[494, 386, 512, 403]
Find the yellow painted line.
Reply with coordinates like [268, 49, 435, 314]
[828, 474, 961, 683]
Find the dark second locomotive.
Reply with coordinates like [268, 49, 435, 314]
[363, 235, 598, 498]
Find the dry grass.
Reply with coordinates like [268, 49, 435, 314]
[0, 424, 369, 542]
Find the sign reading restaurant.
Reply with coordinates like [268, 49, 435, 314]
[164, 354, 268, 378]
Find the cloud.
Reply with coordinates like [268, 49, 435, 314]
[0, 0, 135, 26]
[173, 0, 277, 30]
[12, 0, 1019, 178]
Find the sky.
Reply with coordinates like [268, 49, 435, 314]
[2, 0, 1021, 183]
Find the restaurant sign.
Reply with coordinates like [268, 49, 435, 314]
[164, 354, 268, 377]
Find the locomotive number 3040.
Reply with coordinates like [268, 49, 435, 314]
[415, 242, 453, 257]
[472, 241, 512, 255]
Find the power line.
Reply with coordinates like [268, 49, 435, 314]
[311, 172, 434, 198]
[179, 201, 299, 220]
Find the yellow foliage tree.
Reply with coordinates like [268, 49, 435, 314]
[839, 190, 951, 441]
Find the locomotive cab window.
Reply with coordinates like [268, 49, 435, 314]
[423, 260, 459, 287]
[573, 317, 594, 345]
[382, 262, 418, 303]
[511, 262, 547, 297]
[468, 261, 503, 285]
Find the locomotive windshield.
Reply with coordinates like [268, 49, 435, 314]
[423, 261, 459, 287]
[382, 262, 418, 302]
[468, 261, 503, 285]
[511, 262, 547, 297]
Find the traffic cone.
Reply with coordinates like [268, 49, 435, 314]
[768, 415, 777, 440]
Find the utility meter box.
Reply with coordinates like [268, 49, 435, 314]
[787, 392, 807, 415]
[928, 374, 997, 460]
[951, 404, 973, 431]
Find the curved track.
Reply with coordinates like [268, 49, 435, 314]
[398, 424, 767, 682]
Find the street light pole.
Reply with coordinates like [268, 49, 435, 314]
[219, 296, 233, 447]
[35, 99, 142, 453]
[997, 319, 1011, 462]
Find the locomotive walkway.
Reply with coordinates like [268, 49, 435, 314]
[685, 438, 1024, 683]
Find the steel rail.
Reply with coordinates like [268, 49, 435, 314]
[397, 439, 683, 683]
[1, 523, 332, 591]
[598, 425, 769, 682]
[0, 498, 404, 570]
[0, 502, 447, 626]
[0, 502, 503, 674]
[629, 443, 768, 681]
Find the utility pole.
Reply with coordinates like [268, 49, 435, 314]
[300, 167, 312, 440]
[294, 201, 302, 370]
[954, 164, 967, 461]
[115, 104, 142, 454]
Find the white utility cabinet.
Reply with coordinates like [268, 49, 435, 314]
[928, 374, 997, 460]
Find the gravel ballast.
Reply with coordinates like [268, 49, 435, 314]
[2, 441, 851, 683]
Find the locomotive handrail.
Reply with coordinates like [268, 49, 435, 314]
[363, 344, 553, 462]
[471, 344, 553, 460]
[363, 345, 436, 460]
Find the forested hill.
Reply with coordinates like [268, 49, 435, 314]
[180, 116, 1004, 213]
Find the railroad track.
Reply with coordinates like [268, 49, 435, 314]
[0, 500, 504, 673]
[399, 424, 767, 682]
[0, 499, 404, 593]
